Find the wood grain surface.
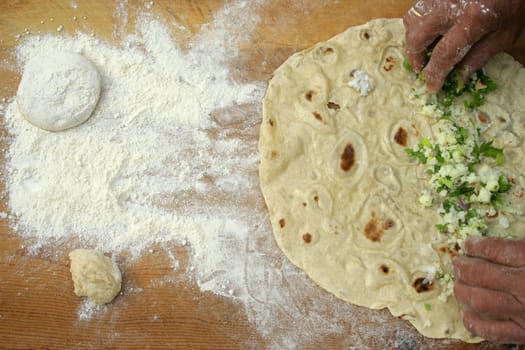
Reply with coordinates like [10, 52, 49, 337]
[1, 1, 524, 349]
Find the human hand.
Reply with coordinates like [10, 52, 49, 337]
[452, 236, 525, 344]
[403, 0, 525, 93]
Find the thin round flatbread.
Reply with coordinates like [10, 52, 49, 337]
[259, 18, 525, 342]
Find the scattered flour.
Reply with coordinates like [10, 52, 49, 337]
[0, 1, 462, 349]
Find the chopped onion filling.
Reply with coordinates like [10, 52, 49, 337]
[403, 65, 512, 301]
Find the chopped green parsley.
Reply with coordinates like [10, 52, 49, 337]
[404, 60, 511, 247]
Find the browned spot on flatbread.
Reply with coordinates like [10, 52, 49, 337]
[305, 90, 314, 102]
[379, 264, 390, 274]
[364, 212, 381, 242]
[477, 111, 488, 124]
[312, 111, 326, 124]
[302, 202, 307, 207]
[268, 119, 274, 127]
[364, 212, 395, 242]
[340, 143, 355, 172]
[438, 245, 460, 259]
[270, 150, 278, 159]
[498, 116, 507, 123]
[385, 56, 395, 63]
[363, 32, 370, 40]
[323, 47, 335, 55]
[383, 64, 394, 72]
[394, 127, 408, 147]
[413, 277, 434, 293]
[302, 233, 312, 244]
[279, 219, 285, 228]
[327, 101, 341, 110]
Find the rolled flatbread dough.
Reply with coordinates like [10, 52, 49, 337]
[16, 52, 101, 132]
[69, 249, 121, 305]
[259, 18, 525, 342]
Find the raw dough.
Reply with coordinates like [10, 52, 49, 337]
[16, 52, 101, 132]
[69, 249, 121, 305]
[259, 19, 525, 342]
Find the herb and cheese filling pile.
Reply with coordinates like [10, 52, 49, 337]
[407, 66, 513, 248]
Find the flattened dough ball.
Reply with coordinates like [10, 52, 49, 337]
[16, 52, 101, 131]
[69, 249, 121, 305]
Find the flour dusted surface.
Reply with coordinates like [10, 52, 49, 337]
[5, 14, 259, 251]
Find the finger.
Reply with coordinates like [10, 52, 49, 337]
[454, 280, 523, 319]
[456, 30, 515, 81]
[462, 309, 525, 344]
[404, 1, 455, 72]
[423, 5, 499, 92]
[452, 255, 524, 294]
[462, 236, 525, 267]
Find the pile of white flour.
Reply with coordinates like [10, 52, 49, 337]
[0, 1, 452, 349]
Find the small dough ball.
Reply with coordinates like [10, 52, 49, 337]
[16, 52, 101, 132]
[69, 249, 121, 305]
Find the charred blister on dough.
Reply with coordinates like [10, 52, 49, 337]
[477, 111, 489, 124]
[378, 47, 404, 80]
[393, 126, 408, 147]
[323, 47, 335, 55]
[327, 101, 341, 111]
[340, 143, 356, 172]
[351, 195, 404, 249]
[329, 130, 368, 188]
[302, 232, 312, 244]
[359, 30, 371, 41]
[312, 111, 327, 125]
[304, 90, 315, 102]
[312, 44, 339, 65]
[382, 55, 395, 72]
[364, 211, 396, 242]
[379, 264, 390, 274]
[387, 118, 431, 162]
[412, 277, 434, 293]
[437, 244, 460, 259]
[304, 185, 334, 213]
[279, 218, 286, 228]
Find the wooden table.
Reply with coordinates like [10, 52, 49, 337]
[1, 1, 524, 349]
